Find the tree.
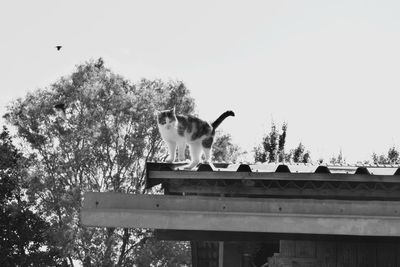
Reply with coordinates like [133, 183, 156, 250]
[372, 146, 400, 164]
[212, 131, 245, 163]
[388, 146, 399, 164]
[291, 142, 311, 163]
[277, 123, 287, 162]
[330, 149, 346, 164]
[302, 151, 311, 163]
[0, 127, 61, 266]
[4, 58, 195, 266]
[254, 121, 287, 163]
[292, 142, 304, 163]
[254, 121, 313, 164]
[126, 233, 191, 267]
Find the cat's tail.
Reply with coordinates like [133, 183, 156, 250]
[211, 110, 235, 134]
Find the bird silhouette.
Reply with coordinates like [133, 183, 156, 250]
[55, 46, 62, 51]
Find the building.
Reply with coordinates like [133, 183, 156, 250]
[82, 162, 400, 267]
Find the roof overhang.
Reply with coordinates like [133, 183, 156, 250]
[82, 192, 400, 237]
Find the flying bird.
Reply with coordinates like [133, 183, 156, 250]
[55, 45, 62, 51]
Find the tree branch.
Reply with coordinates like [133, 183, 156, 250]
[117, 228, 130, 266]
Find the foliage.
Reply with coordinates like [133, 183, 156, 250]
[212, 131, 245, 163]
[124, 230, 191, 267]
[254, 121, 312, 164]
[277, 123, 287, 162]
[254, 122, 287, 163]
[291, 142, 311, 163]
[330, 149, 346, 164]
[0, 127, 61, 266]
[372, 146, 400, 164]
[4, 58, 194, 266]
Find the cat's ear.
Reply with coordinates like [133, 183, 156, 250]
[154, 110, 160, 118]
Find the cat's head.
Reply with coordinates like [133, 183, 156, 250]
[155, 107, 177, 127]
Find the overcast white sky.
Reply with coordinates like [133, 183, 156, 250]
[1, 0, 400, 163]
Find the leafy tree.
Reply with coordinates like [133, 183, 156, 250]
[4, 58, 194, 266]
[372, 146, 400, 164]
[0, 127, 61, 266]
[212, 131, 245, 163]
[254, 121, 312, 164]
[254, 145, 266, 163]
[291, 142, 311, 163]
[277, 123, 287, 162]
[388, 146, 399, 163]
[254, 121, 287, 163]
[302, 151, 311, 163]
[330, 149, 346, 164]
[125, 231, 191, 267]
[265, 123, 279, 163]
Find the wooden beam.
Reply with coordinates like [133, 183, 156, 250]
[165, 183, 400, 200]
[155, 229, 400, 242]
[148, 170, 400, 184]
[82, 193, 400, 236]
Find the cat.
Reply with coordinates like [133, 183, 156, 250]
[156, 107, 235, 169]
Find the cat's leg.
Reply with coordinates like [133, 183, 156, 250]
[177, 142, 187, 162]
[165, 141, 177, 163]
[185, 143, 202, 169]
[203, 148, 212, 164]
[202, 147, 215, 169]
[201, 137, 214, 165]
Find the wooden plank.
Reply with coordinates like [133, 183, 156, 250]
[82, 193, 400, 236]
[397, 245, 400, 267]
[269, 256, 318, 267]
[149, 170, 400, 183]
[377, 243, 396, 267]
[156, 229, 282, 241]
[357, 243, 376, 267]
[166, 184, 400, 200]
[196, 241, 219, 267]
[82, 193, 400, 218]
[222, 242, 242, 267]
[337, 243, 357, 267]
[155, 229, 400, 243]
[280, 240, 296, 257]
[191, 241, 198, 267]
[316, 241, 337, 267]
[295, 241, 316, 258]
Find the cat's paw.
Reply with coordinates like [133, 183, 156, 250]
[184, 165, 195, 170]
[184, 161, 199, 170]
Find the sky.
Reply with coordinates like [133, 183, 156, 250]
[1, 0, 400, 163]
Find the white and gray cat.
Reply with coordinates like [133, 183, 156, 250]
[156, 108, 235, 169]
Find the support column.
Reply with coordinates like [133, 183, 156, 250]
[218, 242, 224, 267]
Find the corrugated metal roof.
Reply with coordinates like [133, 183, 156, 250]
[145, 162, 400, 200]
[147, 162, 400, 174]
